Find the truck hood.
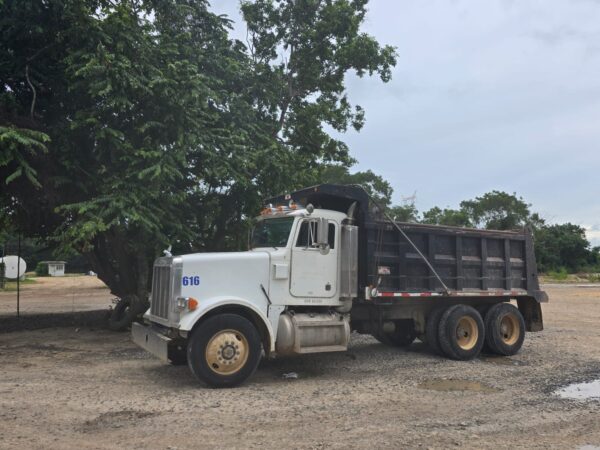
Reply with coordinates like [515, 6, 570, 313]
[179, 250, 271, 306]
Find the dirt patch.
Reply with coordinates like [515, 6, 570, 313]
[0, 284, 599, 449]
[80, 410, 158, 433]
[0, 275, 112, 316]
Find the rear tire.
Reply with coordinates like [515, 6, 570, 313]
[484, 303, 525, 356]
[187, 314, 262, 388]
[438, 305, 485, 360]
[425, 308, 446, 355]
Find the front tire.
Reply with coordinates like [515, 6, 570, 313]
[438, 305, 485, 360]
[484, 303, 525, 356]
[187, 314, 262, 388]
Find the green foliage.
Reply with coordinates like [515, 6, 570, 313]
[534, 223, 591, 273]
[0, 126, 49, 187]
[388, 204, 418, 222]
[547, 268, 568, 281]
[240, 0, 397, 165]
[35, 261, 49, 276]
[460, 191, 531, 230]
[588, 273, 600, 282]
[421, 206, 472, 227]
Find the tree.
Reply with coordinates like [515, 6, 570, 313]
[1, 0, 396, 323]
[534, 223, 591, 272]
[240, 0, 396, 169]
[388, 204, 418, 222]
[459, 191, 531, 230]
[421, 206, 472, 227]
[1, 0, 254, 311]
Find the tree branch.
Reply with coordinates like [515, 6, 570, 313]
[25, 65, 37, 120]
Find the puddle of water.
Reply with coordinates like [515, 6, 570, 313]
[555, 380, 600, 400]
[418, 379, 500, 393]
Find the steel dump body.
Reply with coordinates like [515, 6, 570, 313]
[268, 184, 547, 313]
[366, 220, 541, 296]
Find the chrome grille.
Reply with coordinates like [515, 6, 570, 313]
[150, 262, 173, 320]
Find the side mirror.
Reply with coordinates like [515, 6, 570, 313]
[316, 218, 329, 248]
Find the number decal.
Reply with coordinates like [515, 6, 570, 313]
[182, 276, 200, 286]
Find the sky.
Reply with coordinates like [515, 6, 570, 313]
[212, 0, 600, 246]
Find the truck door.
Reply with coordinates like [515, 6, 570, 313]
[290, 219, 337, 298]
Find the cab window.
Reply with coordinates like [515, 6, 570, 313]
[295, 220, 335, 249]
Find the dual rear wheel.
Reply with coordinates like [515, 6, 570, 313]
[426, 302, 525, 360]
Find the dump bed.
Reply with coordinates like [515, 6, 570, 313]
[365, 219, 545, 302]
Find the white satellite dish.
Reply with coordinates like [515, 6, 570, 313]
[0, 256, 27, 279]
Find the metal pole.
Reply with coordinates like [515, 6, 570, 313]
[17, 234, 21, 318]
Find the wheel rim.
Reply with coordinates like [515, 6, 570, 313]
[456, 316, 478, 351]
[205, 329, 249, 375]
[500, 313, 520, 346]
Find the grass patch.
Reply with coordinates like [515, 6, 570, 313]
[547, 268, 569, 281]
[0, 277, 38, 291]
[587, 273, 600, 283]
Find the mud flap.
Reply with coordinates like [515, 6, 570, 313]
[517, 297, 544, 332]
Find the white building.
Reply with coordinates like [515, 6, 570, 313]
[42, 261, 66, 277]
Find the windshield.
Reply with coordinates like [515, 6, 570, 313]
[251, 217, 295, 248]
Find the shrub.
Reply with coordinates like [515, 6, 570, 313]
[588, 273, 600, 283]
[547, 267, 568, 281]
[35, 262, 49, 276]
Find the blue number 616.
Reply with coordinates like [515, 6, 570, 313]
[182, 276, 200, 286]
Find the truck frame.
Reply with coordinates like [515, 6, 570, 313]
[132, 184, 548, 387]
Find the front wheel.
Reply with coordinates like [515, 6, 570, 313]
[187, 314, 262, 388]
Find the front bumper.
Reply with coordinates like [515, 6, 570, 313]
[132, 322, 171, 362]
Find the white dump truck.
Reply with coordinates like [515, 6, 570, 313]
[132, 184, 547, 387]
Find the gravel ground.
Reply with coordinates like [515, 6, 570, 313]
[1, 285, 599, 449]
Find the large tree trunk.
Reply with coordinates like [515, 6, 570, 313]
[85, 227, 154, 329]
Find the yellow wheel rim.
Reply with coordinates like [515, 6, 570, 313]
[205, 329, 249, 376]
[500, 313, 520, 346]
[456, 316, 478, 351]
